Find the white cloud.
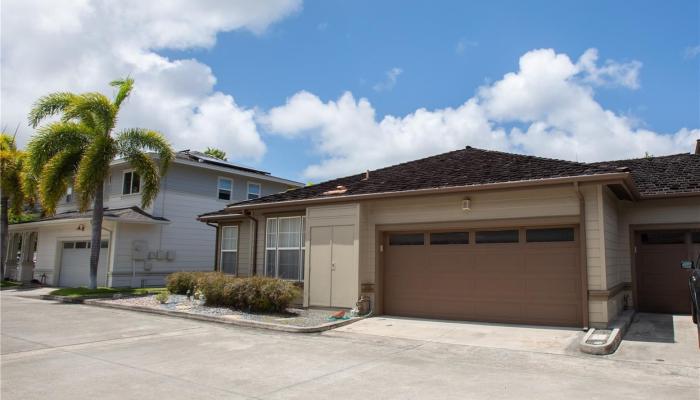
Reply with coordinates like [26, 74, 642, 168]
[373, 67, 403, 92]
[455, 38, 478, 55]
[685, 45, 700, 59]
[576, 48, 641, 89]
[1, 0, 301, 161]
[263, 48, 698, 180]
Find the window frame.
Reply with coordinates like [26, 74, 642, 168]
[217, 177, 233, 201]
[122, 170, 142, 195]
[247, 182, 262, 200]
[264, 216, 305, 281]
[219, 225, 239, 274]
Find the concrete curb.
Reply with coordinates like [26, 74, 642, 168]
[81, 299, 363, 333]
[579, 310, 635, 355]
[40, 293, 151, 303]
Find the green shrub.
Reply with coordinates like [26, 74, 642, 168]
[193, 272, 300, 313]
[155, 291, 170, 304]
[166, 272, 204, 295]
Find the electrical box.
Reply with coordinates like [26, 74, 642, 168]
[132, 240, 148, 261]
[143, 262, 153, 271]
[156, 250, 166, 260]
[166, 250, 176, 261]
[148, 251, 157, 260]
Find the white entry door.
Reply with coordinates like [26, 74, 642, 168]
[308, 225, 356, 308]
[59, 240, 109, 287]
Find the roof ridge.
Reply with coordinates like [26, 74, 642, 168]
[592, 152, 694, 164]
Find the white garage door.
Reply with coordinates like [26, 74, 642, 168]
[59, 240, 109, 287]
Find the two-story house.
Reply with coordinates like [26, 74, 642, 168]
[5, 150, 302, 287]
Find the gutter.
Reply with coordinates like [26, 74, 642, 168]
[9, 216, 170, 229]
[574, 182, 590, 330]
[223, 172, 634, 212]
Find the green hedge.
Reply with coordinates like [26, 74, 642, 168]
[165, 272, 300, 313]
[165, 271, 206, 295]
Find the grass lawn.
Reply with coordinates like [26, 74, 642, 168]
[49, 287, 167, 298]
[1, 280, 21, 288]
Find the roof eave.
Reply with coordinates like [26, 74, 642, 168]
[222, 172, 634, 213]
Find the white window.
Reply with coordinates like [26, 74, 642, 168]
[65, 186, 73, 203]
[122, 171, 141, 195]
[247, 182, 261, 200]
[220, 226, 238, 274]
[265, 216, 305, 280]
[218, 177, 233, 201]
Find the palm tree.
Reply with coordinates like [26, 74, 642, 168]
[26, 78, 174, 289]
[0, 133, 26, 278]
[204, 147, 227, 161]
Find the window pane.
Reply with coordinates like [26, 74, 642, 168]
[693, 232, 700, 243]
[389, 233, 424, 246]
[526, 228, 574, 242]
[63, 242, 74, 249]
[100, 240, 109, 248]
[265, 249, 276, 276]
[122, 172, 131, 194]
[278, 217, 301, 248]
[221, 226, 238, 251]
[641, 232, 686, 245]
[75, 241, 87, 249]
[266, 218, 277, 248]
[218, 189, 231, 201]
[278, 249, 300, 280]
[218, 178, 232, 190]
[221, 252, 237, 274]
[430, 232, 469, 245]
[248, 183, 261, 200]
[475, 230, 519, 244]
[131, 172, 140, 193]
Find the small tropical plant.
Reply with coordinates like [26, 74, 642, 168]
[0, 133, 27, 278]
[155, 290, 170, 304]
[25, 78, 174, 289]
[204, 147, 227, 161]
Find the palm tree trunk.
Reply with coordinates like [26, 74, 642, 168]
[88, 183, 104, 289]
[1, 196, 8, 279]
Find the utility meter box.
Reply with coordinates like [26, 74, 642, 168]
[132, 240, 148, 261]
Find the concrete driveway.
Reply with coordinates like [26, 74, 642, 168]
[610, 313, 699, 368]
[2, 289, 699, 400]
[331, 316, 583, 355]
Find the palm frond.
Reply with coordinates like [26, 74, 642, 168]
[121, 152, 160, 209]
[38, 150, 82, 214]
[62, 93, 116, 133]
[110, 77, 134, 109]
[116, 128, 174, 173]
[28, 92, 79, 128]
[25, 122, 92, 177]
[74, 135, 117, 211]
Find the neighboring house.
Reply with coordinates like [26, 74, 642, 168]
[5, 150, 302, 287]
[199, 141, 700, 329]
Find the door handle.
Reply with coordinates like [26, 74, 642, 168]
[331, 262, 336, 271]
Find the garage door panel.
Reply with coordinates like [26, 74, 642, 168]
[384, 227, 582, 327]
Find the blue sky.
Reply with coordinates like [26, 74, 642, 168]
[3, 1, 699, 182]
[164, 0, 699, 180]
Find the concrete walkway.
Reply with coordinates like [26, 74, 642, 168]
[2, 289, 698, 400]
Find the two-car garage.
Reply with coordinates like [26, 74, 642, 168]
[382, 226, 583, 327]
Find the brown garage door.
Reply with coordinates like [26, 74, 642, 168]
[383, 227, 582, 327]
[635, 230, 699, 314]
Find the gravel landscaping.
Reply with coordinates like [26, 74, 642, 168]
[98, 294, 356, 328]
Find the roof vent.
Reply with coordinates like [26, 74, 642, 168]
[695, 139, 699, 155]
[322, 185, 348, 195]
[362, 170, 370, 181]
[615, 166, 631, 172]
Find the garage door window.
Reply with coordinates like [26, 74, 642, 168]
[389, 233, 424, 246]
[475, 230, 519, 244]
[692, 232, 700, 243]
[430, 232, 469, 245]
[641, 232, 685, 244]
[526, 228, 574, 242]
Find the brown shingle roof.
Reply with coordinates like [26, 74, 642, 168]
[220, 147, 621, 210]
[591, 153, 700, 197]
